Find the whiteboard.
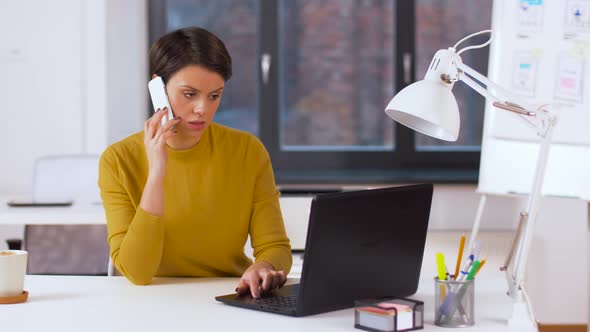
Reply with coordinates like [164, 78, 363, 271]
[478, 0, 590, 200]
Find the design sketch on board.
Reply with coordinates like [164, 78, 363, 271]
[481, 0, 590, 201]
[564, 0, 590, 39]
[511, 51, 539, 97]
[517, 0, 545, 37]
[554, 53, 585, 103]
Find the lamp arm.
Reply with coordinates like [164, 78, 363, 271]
[457, 55, 560, 331]
[456, 70, 501, 102]
[457, 58, 561, 317]
[456, 62, 517, 102]
[510, 119, 556, 296]
[455, 62, 550, 134]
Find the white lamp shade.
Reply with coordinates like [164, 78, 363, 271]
[385, 79, 460, 142]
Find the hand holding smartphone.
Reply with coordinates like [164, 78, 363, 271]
[148, 76, 175, 126]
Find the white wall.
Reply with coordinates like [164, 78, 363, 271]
[0, 0, 586, 326]
[83, 0, 108, 154]
[105, 0, 148, 144]
[0, 0, 85, 195]
[0, 0, 146, 196]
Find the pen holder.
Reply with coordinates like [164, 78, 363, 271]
[434, 277, 474, 328]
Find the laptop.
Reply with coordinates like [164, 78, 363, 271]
[216, 183, 433, 317]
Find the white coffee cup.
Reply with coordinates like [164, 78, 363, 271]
[0, 250, 28, 297]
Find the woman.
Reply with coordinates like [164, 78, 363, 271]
[98, 27, 291, 298]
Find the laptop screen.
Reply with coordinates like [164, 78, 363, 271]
[296, 184, 433, 316]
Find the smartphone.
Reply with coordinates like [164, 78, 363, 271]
[148, 76, 175, 126]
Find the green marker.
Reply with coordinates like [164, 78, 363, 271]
[466, 260, 480, 281]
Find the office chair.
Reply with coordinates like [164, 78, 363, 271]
[21, 155, 111, 275]
[24, 224, 109, 275]
[33, 155, 101, 204]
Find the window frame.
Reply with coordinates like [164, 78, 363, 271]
[148, 0, 481, 184]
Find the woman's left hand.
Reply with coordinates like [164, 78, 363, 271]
[235, 262, 287, 298]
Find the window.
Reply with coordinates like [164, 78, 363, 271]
[279, 1, 395, 151]
[149, 0, 493, 183]
[162, 0, 259, 135]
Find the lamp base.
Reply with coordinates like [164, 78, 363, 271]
[508, 302, 538, 332]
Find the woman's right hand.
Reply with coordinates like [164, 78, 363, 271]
[144, 108, 181, 181]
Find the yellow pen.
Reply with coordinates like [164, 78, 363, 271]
[436, 253, 447, 302]
[453, 233, 466, 280]
[475, 258, 487, 277]
[436, 253, 447, 281]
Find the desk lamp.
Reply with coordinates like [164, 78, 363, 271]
[385, 30, 558, 332]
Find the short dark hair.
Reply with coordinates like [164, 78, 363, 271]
[149, 27, 232, 83]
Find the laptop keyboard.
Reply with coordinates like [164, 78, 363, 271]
[253, 294, 297, 308]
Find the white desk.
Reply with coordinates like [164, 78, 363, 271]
[0, 203, 105, 225]
[0, 274, 515, 332]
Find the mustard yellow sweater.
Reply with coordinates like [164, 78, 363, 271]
[98, 123, 291, 285]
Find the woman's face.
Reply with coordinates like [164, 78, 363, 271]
[164, 64, 225, 141]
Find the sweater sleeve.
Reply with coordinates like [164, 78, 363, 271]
[248, 142, 292, 273]
[98, 148, 165, 285]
